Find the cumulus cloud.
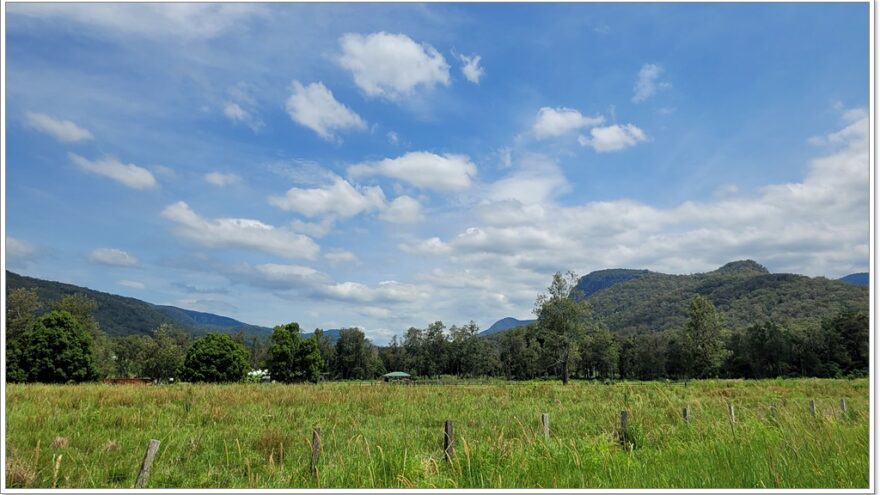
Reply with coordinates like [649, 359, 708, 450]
[632, 63, 670, 103]
[290, 218, 335, 238]
[161, 201, 319, 260]
[90, 248, 139, 266]
[204, 172, 241, 187]
[118, 280, 145, 289]
[402, 108, 869, 300]
[348, 151, 477, 192]
[24, 112, 93, 142]
[458, 54, 485, 84]
[337, 32, 450, 100]
[285, 81, 366, 140]
[317, 280, 429, 304]
[69, 153, 158, 189]
[6, 237, 36, 259]
[579, 123, 647, 152]
[269, 177, 385, 218]
[380, 195, 425, 224]
[532, 107, 604, 139]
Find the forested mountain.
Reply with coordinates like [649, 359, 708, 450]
[479, 317, 535, 336]
[839, 273, 869, 286]
[574, 268, 653, 298]
[6, 271, 271, 338]
[582, 260, 868, 334]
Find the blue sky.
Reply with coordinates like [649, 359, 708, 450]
[4, 3, 870, 343]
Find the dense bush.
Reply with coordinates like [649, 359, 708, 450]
[24, 310, 98, 383]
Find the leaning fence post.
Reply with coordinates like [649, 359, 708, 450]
[541, 413, 550, 440]
[134, 439, 160, 488]
[727, 402, 736, 424]
[443, 420, 454, 462]
[840, 398, 848, 414]
[810, 399, 816, 417]
[682, 405, 690, 424]
[310, 427, 321, 476]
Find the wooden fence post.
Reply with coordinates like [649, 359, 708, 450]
[310, 427, 321, 476]
[444, 420, 454, 462]
[810, 399, 816, 417]
[134, 439, 160, 488]
[727, 402, 736, 425]
[541, 413, 550, 440]
[619, 410, 629, 445]
[682, 405, 690, 424]
[840, 398, 847, 414]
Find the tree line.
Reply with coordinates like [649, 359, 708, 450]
[5, 269, 868, 384]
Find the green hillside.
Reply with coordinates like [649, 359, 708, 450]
[582, 260, 869, 334]
[6, 271, 271, 338]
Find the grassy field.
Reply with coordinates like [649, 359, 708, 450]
[4, 378, 869, 489]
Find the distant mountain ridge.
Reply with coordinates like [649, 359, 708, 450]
[479, 317, 536, 336]
[838, 273, 869, 287]
[6, 271, 272, 338]
[582, 260, 867, 335]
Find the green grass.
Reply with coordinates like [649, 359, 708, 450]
[5, 378, 869, 488]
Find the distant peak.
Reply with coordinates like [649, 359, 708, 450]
[714, 260, 769, 274]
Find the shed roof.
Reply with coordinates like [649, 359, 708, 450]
[382, 371, 411, 378]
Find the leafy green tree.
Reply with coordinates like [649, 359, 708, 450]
[823, 310, 868, 375]
[113, 334, 155, 377]
[297, 337, 323, 383]
[680, 295, 728, 379]
[268, 322, 303, 383]
[379, 335, 408, 373]
[142, 323, 189, 381]
[267, 322, 322, 383]
[182, 333, 249, 383]
[534, 271, 590, 385]
[332, 328, 380, 379]
[25, 310, 97, 383]
[51, 294, 115, 378]
[579, 325, 618, 380]
[312, 328, 336, 373]
[423, 321, 449, 377]
[6, 288, 41, 382]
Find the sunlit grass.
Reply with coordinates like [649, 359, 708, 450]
[5, 378, 868, 488]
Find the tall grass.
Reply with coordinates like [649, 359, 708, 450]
[5, 378, 868, 488]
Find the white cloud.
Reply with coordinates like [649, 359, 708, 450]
[324, 249, 358, 265]
[9, 3, 265, 40]
[24, 112, 93, 142]
[223, 102, 262, 132]
[532, 107, 604, 139]
[632, 63, 670, 103]
[204, 172, 241, 187]
[380, 195, 425, 224]
[348, 151, 477, 192]
[317, 280, 429, 304]
[6, 237, 36, 258]
[486, 153, 570, 205]
[579, 124, 647, 152]
[269, 177, 385, 218]
[290, 218, 335, 238]
[498, 147, 513, 168]
[161, 201, 319, 260]
[68, 153, 158, 189]
[285, 81, 366, 140]
[401, 108, 869, 303]
[337, 32, 450, 100]
[118, 280, 145, 289]
[90, 248, 139, 267]
[459, 54, 485, 84]
[387, 131, 400, 145]
[399, 237, 452, 256]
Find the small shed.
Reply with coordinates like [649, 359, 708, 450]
[382, 371, 411, 382]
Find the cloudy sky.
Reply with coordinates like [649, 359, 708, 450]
[4, 3, 869, 343]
